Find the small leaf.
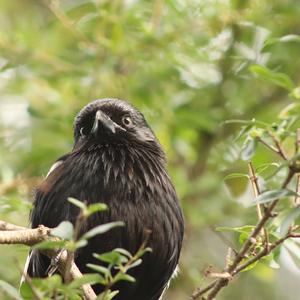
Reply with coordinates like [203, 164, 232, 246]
[249, 127, 264, 138]
[255, 163, 280, 175]
[68, 197, 86, 210]
[216, 225, 255, 234]
[20, 282, 34, 299]
[75, 239, 88, 249]
[239, 259, 258, 272]
[280, 206, 300, 236]
[265, 34, 300, 47]
[34, 240, 67, 250]
[86, 203, 107, 217]
[69, 274, 103, 289]
[223, 173, 249, 180]
[114, 273, 136, 283]
[127, 258, 142, 270]
[97, 290, 119, 300]
[241, 138, 257, 161]
[93, 251, 126, 265]
[0, 280, 22, 300]
[279, 102, 300, 119]
[51, 221, 74, 240]
[81, 222, 124, 240]
[86, 264, 110, 277]
[269, 259, 280, 269]
[254, 189, 297, 205]
[250, 65, 295, 91]
[114, 248, 132, 259]
[279, 34, 300, 43]
[136, 247, 152, 257]
[224, 119, 268, 127]
[291, 87, 300, 100]
[239, 231, 250, 245]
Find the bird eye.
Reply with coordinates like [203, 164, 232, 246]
[80, 127, 86, 137]
[122, 116, 133, 127]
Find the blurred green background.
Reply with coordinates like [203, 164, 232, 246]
[0, 0, 300, 299]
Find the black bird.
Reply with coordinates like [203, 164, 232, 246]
[25, 99, 184, 299]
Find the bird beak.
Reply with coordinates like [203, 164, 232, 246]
[91, 110, 125, 135]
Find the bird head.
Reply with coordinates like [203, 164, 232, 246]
[73, 99, 160, 149]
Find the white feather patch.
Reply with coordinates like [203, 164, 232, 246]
[46, 160, 63, 178]
[20, 252, 32, 286]
[158, 265, 180, 300]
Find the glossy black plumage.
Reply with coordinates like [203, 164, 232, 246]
[27, 99, 184, 299]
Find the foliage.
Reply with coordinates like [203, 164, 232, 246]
[1, 0, 300, 299]
[18, 200, 149, 300]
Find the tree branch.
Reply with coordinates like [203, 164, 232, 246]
[191, 163, 296, 300]
[0, 221, 97, 300]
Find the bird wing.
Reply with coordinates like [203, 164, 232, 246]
[21, 154, 70, 283]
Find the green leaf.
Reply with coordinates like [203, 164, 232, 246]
[86, 203, 107, 217]
[241, 138, 257, 161]
[291, 87, 300, 100]
[69, 274, 103, 289]
[239, 259, 259, 272]
[68, 197, 86, 210]
[114, 273, 136, 283]
[81, 222, 124, 240]
[0, 280, 22, 300]
[136, 247, 152, 257]
[268, 259, 280, 269]
[224, 119, 268, 127]
[114, 248, 133, 259]
[265, 34, 300, 47]
[93, 251, 127, 265]
[239, 231, 250, 245]
[86, 263, 110, 277]
[20, 282, 34, 299]
[223, 173, 249, 180]
[280, 206, 300, 236]
[279, 102, 300, 119]
[75, 239, 88, 249]
[216, 225, 255, 234]
[254, 189, 297, 205]
[127, 258, 143, 270]
[33, 239, 67, 250]
[250, 65, 295, 91]
[51, 221, 74, 240]
[255, 163, 280, 175]
[97, 290, 119, 300]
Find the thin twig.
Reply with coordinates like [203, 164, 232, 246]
[267, 130, 288, 160]
[257, 131, 288, 161]
[248, 162, 262, 220]
[257, 137, 280, 156]
[190, 280, 218, 299]
[248, 162, 269, 245]
[294, 174, 300, 206]
[192, 167, 295, 300]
